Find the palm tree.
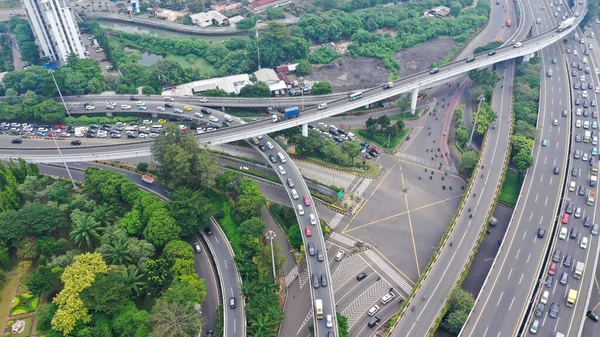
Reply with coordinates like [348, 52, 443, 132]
[69, 214, 103, 249]
[124, 266, 145, 297]
[248, 313, 279, 337]
[103, 238, 132, 265]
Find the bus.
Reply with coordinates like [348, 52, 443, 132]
[349, 92, 363, 101]
[566, 289, 578, 307]
[315, 299, 323, 320]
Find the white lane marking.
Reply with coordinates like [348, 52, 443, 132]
[497, 292, 504, 306]
[509, 297, 515, 311]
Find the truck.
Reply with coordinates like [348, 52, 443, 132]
[592, 163, 598, 176]
[557, 17, 576, 32]
[141, 174, 155, 184]
[506, 18, 512, 27]
[590, 175, 597, 187]
[284, 107, 300, 119]
[566, 289, 578, 307]
[315, 299, 323, 320]
[587, 189, 596, 206]
[574, 261, 584, 279]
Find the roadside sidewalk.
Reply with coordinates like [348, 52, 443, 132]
[260, 206, 296, 276]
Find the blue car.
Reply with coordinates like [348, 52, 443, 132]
[542, 139, 549, 147]
[35, 131, 47, 137]
[137, 105, 148, 110]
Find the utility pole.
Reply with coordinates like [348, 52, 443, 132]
[49, 70, 72, 119]
[469, 95, 485, 146]
[255, 28, 261, 70]
[264, 230, 277, 282]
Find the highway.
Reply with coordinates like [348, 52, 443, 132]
[249, 136, 338, 337]
[460, 0, 586, 336]
[1, 20, 586, 163]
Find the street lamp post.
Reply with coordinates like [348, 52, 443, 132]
[264, 230, 277, 282]
[49, 70, 72, 119]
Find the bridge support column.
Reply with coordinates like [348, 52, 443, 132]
[151, 113, 158, 118]
[302, 124, 309, 137]
[410, 86, 419, 114]
[105, 112, 112, 117]
[222, 106, 226, 112]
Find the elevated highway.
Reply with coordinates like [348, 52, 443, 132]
[2, 18, 584, 163]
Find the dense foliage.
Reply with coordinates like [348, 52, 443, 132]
[510, 57, 541, 175]
[442, 287, 475, 334]
[292, 130, 363, 166]
[0, 34, 14, 73]
[7, 17, 40, 64]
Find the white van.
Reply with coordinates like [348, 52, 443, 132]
[224, 114, 233, 122]
[541, 290, 549, 304]
[329, 125, 338, 132]
[277, 152, 287, 163]
[348, 132, 356, 140]
[278, 166, 286, 175]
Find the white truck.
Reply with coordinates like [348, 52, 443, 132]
[315, 299, 323, 320]
[574, 261, 585, 279]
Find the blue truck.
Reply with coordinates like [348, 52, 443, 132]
[272, 106, 300, 122]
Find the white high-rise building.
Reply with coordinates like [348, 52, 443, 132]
[20, 0, 85, 64]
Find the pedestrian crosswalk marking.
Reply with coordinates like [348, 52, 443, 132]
[364, 250, 412, 294]
[340, 279, 390, 329]
[285, 266, 298, 287]
[299, 268, 309, 289]
[295, 309, 314, 335]
[329, 232, 357, 247]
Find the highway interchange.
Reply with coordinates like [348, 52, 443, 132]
[3, 1, 600, 336]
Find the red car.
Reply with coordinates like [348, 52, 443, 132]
[572, 70, 577, 76]
[566, 48, 571, 54]
[305, 226, 312, 237]
[548, 262, 557, 275]
[562, 213, 570, 224]
[304, 195, 311, 206]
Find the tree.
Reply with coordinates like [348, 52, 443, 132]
[162, 279, 206, 305]
[70, 212, 103, 249]
[447, 287, 475, 313]
[240, 81, 272, 98]
[266, 7, 285, 19]
[102, 238, 133, 265]
[151, 124, 219, 190]
[449, 1, 462, 16]
[112, 302, 151, 337]
[365, 116, 377, 129]
[469, 68, 501, 88]
[145, 258, 172, 297]
[136, 162, 149, 172]
[443, 309, 469, 334]
[120, 210, 144, 236]
[204, 88, 230, 97]
[455, 127, 469, 146]
[233, 179, 267, 222]
[513, 120, 537, 140]
[169, 187, 214, 236]
[81, 269, 132, 314]
[144, 208, 181, 247]
[342, 140, 362, 164]
[295, 59, 311, 76]
[187, 0, 205, 13]
[377, 115, 391, 130]
[17, 202, 65, 235]
[459, 151, 479, 176]
[150, 299, 203, 337]
[36, 303, 58, 333]
[25, 266, 53, 295]
[311, 82, 333, 95]
[238, 217, 266, 238]
[514, 152, 533, 176]
[256, 240, 287, 280]
[52, 253, 109, 335]
[454, 108, 464, 126]
[510, 135, 534, 158]
[337, 313, 349, 337]
[163, 240, 194, 264]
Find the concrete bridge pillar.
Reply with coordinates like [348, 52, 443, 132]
[411, 86, 420, 114]
[105, 112, 113, 117]
[222, 106, 226, 112]
[302, 124, 309, 137]
[151, 113, 158, 118]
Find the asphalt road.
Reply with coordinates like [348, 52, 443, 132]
[250, 136, 338, 337]
[460, 1, 581, 335]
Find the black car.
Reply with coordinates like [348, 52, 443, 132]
[537, 228, 546, 238]
[356, 272, 367, 281]
[127, 134, 137, 139]
[201, 108, 211, 115]
[487, 50, 496, 56]
[587, 310, 599, 322]
[89, 124, 99, 129]
[165, 103, 174, 108]
[268, 155, 277, 163]
[553, 167, 560, 175]
[223, 121, 232, 127]
[206, 329, 214, 337]
[204, 226, 213, 235]
[259, 145, 267, 152]
[71, 140, 81, 146]
[11, 138, 22, 144]
[584, 216, 591, 227]
[130, 96, 140, 101]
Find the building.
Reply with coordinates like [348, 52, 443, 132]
[212, 2, 243, 13]
[130, 0, 140, 13]
[276, 63, 298, 74]
[424, 6, 451, 17]
[189, 11, 229, 27]
[249, 0, 290, 13]
[254, 68, 287, 94]
[228, 15, 245, 26]
[162, 74, 251, 97]
[20, 0, 85, 64]
[155, 9, 188, 21]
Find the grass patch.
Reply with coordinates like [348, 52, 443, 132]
[498, 171, 523, 206]
[389, 112, 419, 121]
[0, 0, 20, 8]
[210, 193, 242, 252]
[164, 55, 216, 77]
[301, 155, 381, 178]
[8, 317, 33, 336]
[64, 115, 140, 125]
[10, 293, 38, 316]
[0, 264, 27, 331]
[354, 128, 410, 153]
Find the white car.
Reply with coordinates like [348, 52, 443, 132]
[574, 49, 578, 56]
[209, 116, 219, 123]
[530, 320, 539, 334]
[576, 119, 582, 128]
[136, 101, 145, 106]
[139, 133, 148, 138]
[97, 131, 107, 138]
[174, 108, 183, 113]
[584, 120, 590, 129]
[326, 315, 333, 328]
[85, 105, 96, 110]
[309, 214, 317, 225]
[559, 226, 568, 240]
[157, 107, 165, 112]
[581, 236, 588, 249]
[368, 305, 380, 316]
[317, 103, 328, 110]
[121, 105, 131, 110]
[552, 119, 559, 126]
[195, 112, 204, 118]
[142, 120, 153, 125]
[198, 97, 208, 103]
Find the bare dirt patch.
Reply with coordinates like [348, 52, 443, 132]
[300, 56, 390, 92]
[394, 37, 456, 78]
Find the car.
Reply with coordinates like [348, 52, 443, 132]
[567, 48, 571, 53]
[137, 105, 147, 110]
[534, 303, 544, 317]
[488, 50, 496, 56]
[572, 69, 578, 76]
[575, 82, 580, 89]
[317, 250, 324, 262]
[204, 226, 213, 235]
[579, 185, 586, 195]
[259, 145, 267, 152]
[513, 42, 522, 48]
[552, 249, 561, 263]
[321, 274, 328, 287]
[317, 103, 328, 110]
[194, 242, 202, 253]
[229, 297, 236, 309]
[572, 168, 579, 177]
[583, 152, 589, 161]
[130, 96, 139, 101]
[287, 178, 295, 188]
[587, 310, 600, 322]
[574, 207, 582, 218]
[304, 226, 312, 237]
[559, 226, 568, 240]
[429, 68, 439, 74]
[553, 166, 560, 175]
[594, 147, 599, 156]
[209, 116, 219, 123]
[368, 305, 380, 316]
[584, 109, 590, 117]
[184, 106, 192, 111]
[575, 134, 583, 142]
[542, 139, 548, 147]
[593, 224, 599, 235]
[174, 108, 183, 114]
[549, 303, 560, 318]
[303, 195, 311, 206]
[552, 119, 559, 126]
[564, 254, 573, 267]
[576, 119, 582, 127]
[581, 237, 589, 249]
[165, 103, 174, 108]
[297, 204, 304, 215]
[545, 275, 553, 288]
[560, 272, 568, 285]
[552, 58, 557, 64]
[85, 105, 96, 110]
[121, 105, 132, 110]
[158, 119, 167, 124]
[584, 216, 592, 227]
[357, 272, 367, 281]
[575, 150, 582, 159]
[198, 97, 208, 103]
[136, 101, 145, 106]
[594, 121, 599, 129]
[562, 213, 570, 224]
[530, 320, 539, 334]
[194, 112, 204, 118]
[562, 109, 568, 117]
[268, 155, 277, 163]
[11, 138, 22, 144]
[326, 315, 333, 328]
[70, 140, 81, 146]
[310, 214, 317, 225]
[466, 56, 475, 62]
